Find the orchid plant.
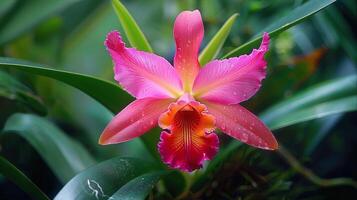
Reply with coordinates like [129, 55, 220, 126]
[99, 10, 278, 172]
[1, 0, 355, 199]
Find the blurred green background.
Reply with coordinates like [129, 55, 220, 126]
[0, 0, 356, 199]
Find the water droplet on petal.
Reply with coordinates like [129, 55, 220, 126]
[240, 133, 248, 143]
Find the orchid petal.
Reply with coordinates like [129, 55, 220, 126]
[173, 10, 204, 92]
[158, 101, 218, 172]
[105, 31, 183, 99]
[204, 100, 278, 150]
[193, 33, 270, 104]
[99, 98, 173, 145]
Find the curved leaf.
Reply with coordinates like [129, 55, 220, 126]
[0, 57, 163, 163]
[54, 157, 160, 200]
[223, 0, 336, 58]
[2, 113, 96, 183]
[199, 13, 238, 65]
[0, 70, 47, 115]
[112, 0, 153, 52]
[111, 171, 167, 200]
[260, 75, 357, 126]
[0, 0, 80, 45]
[0, 57, 133, 113]
[0, 156, 50, 200]
[268, 96, 357, 130]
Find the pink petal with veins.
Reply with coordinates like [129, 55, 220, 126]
[204, 100, 278, 150]
[105, 31, 183, 99]
[99, 98, 173, 145]
[193, 33, 270, 104]
[173, 10, 204, 91]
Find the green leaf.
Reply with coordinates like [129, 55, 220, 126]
[0, 57, 133, 113]
[110, 171, 167, 200]
[260, 75, 357, 127]
[0, 0, 80, 45]
[268, 96, 357, 130]
[0, 156, 50, 200]
[2, 113, 96, 183]
[0, 70, 47, 115]
[223, 0, 336, 58]
[0, 0, 16, 19]
[54, 157, 160, 200]
[199, 13, 238, 65]
[111, 0, 153, 52]
[0, 57, 164, 164]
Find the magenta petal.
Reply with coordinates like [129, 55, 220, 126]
[204, 100, 278, 150]
[99, 98, 173, 145]
[193, 33, 270, 104]
[105, 31, 183, 99]
[158, 131, 219, 172]
[173, 10, 204, 91]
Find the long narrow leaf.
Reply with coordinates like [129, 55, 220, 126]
[260, 75, 357, 125]
[223, 0, 336, 58]
[0, 57, 133, 113]
[0, 57, 162, 164]
[112, 0, 153, 52]
[268, 96, 357, 130]
[0, 70, 47, 115]
[199, 13, 238, 65]
[0, 156, 50, 200]
[2, 114, 96, 183]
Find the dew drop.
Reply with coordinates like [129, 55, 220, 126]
[233, 91, 237, 96]
[240, 133, 248, 143]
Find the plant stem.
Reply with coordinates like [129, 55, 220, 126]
[277, 145, 357, 189]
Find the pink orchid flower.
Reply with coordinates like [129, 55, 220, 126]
[99, 10, 278, 172]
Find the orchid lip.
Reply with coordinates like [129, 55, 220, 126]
[158, 100, 218, 171]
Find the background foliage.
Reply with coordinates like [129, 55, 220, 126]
[0, 0, 356, 199]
